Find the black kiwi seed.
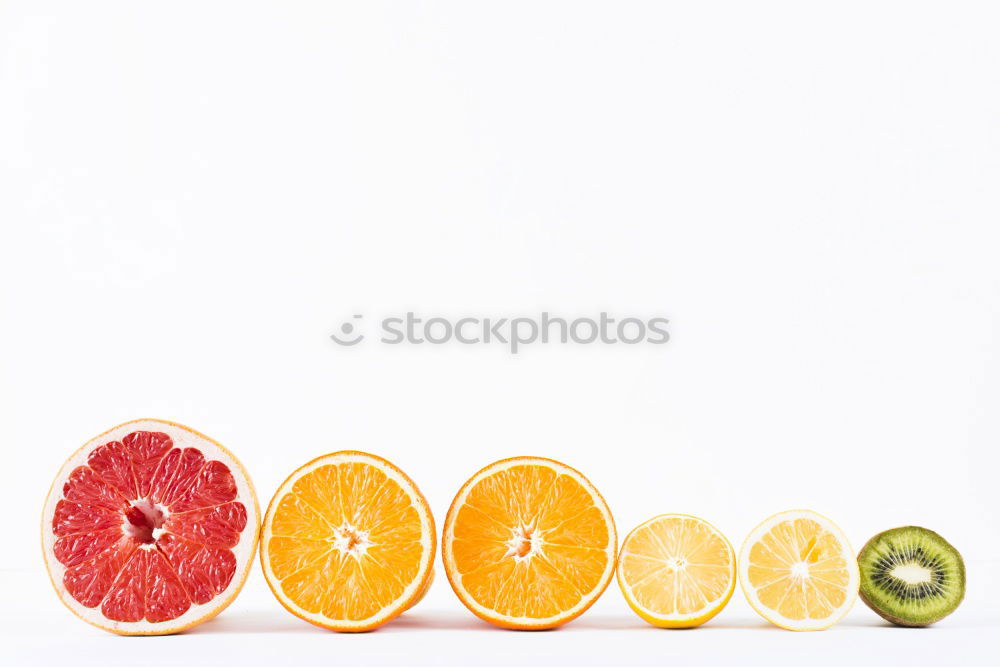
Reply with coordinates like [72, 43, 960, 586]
[857, 526, 965, 626]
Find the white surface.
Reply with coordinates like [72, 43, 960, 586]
[1, 1, 998, 664]
[3, 567, 997, 666]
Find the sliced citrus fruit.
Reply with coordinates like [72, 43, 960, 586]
[260, 451, 435, 632]
[617, 514, 735, 628]
[739, 509, 859, 631]
[41, 418, 260, 635]
[442, 456, 617, 630]
[406, 568, 435, 611]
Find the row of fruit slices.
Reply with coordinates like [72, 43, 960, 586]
[42, 419, 965, 635]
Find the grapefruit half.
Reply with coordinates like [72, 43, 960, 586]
[41, 419, 260, 635]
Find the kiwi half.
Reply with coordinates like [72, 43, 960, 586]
[857, 526, 965, 626]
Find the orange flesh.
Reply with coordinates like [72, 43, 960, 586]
[450, 464, 612, 620]
[266, 462, 425, 622]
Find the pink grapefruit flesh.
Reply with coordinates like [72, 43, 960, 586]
[42, 419, 260, 634]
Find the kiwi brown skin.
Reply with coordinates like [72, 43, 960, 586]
[857, 526, 965, 627]
[858, 582, 930, 627]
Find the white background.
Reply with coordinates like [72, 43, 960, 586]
[2, 1, 998, 665]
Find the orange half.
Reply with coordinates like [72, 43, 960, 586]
[260, 451, 435, 632]
[442, 456, 617, 630]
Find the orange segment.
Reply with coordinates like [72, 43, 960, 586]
[738, 510, 859, 631]
[442, 457, 617, 629]
[617, 514, 736, 628]
[260, 452, 435, 632]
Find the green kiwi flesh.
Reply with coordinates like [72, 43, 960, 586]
[857, 526, 965, 626]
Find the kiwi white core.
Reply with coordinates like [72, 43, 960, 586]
[891, 563, 932, 585]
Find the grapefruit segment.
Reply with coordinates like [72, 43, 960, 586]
[122, 431, 173, 497]
[101, 550, 152, 623]
[54, 529, 124, 568]
[62, 466, 126, 511]
[171, 460, 239, 512]
[165, 502, 248, 548]
[42, 419, 260, 635]
[87, 440, 138, 499]
[63, 538, 137, 607]
[157, 533, 239, 604]
[144, 551, 192, 623]
[158, 448, 208, 506]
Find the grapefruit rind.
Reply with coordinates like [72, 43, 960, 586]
[442, 456, 618, 630]
[737, 509, 859, 632]
[259, 451, 436, 632]
[40, 418, 261, 635]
